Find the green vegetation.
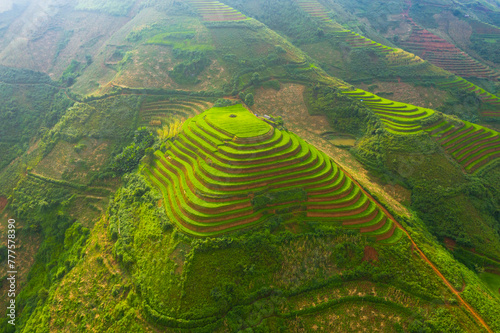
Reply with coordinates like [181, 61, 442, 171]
[305, 85, 380, 135]
[53, 30, 74, 65]
[0, 77, 72, 170]
[0, 65, 54, 85]
[146, 31, 214, 52]
[343, 89, 435, 135]
[144, 105, 397, 239]
[21, 173, 497, 331]
[169, 55, 211, 85]
[479, 272, 500, 299]
[75, 0, 135, 16]
[2, 1, 500, 332]
[111, 128, 155, 175]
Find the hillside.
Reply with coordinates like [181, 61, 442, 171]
[0, 0, 499, 332]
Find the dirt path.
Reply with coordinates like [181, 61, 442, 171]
[252, 83, 493, 333]
[341, 165, 493, 333]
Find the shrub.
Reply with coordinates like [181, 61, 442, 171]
[245, 93, 255, 106]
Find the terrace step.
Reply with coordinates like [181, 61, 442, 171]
[144, 104, 397, 238]
[424, 119, 500, 173]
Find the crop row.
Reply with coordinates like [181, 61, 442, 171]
[437, 77, 500, 117]
[144, 106, 399, 240]
[399, 20, 499, 81]
[184, 0, 247, 22]
[140, 99, 212, 127]
[295, 0, 333, 23]
[424, 120, 500, 172]
[342, 89, 434, 134]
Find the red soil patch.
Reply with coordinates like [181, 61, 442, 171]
[0, 196, 7, 212]
[444, 237, 456, 251]
[376, 224, 396, 241]
[285, 222, 300, 234]
[363, 246, 379, 262]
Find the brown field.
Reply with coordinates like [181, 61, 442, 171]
[358, 81, 449, 109]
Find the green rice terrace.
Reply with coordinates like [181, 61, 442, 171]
[343, 89, 435, 134]
[140, 97, 213, 128]
[144, 104, 402, 241]
[289, 0, 500, 119]
[184, 0, 248, 22]
[424, 118, 500, 173]
[295, 0, 334, 23]
[331, 30, 500, 117]
[293, 0, 420, 61]
[343, 88, 500, 171]
[437, 77, 500, 117]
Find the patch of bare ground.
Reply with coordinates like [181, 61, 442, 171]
[358, 81, 449, 109]
[113, 45, 176, 90]
[50, 11, 131, 77]
[0, 196, 7, 212]
[383, 183, 411, 205]
[444, 237, 457, 251]
[26, 139, 40, 155]
[363, 246, 379, 262]
[385, 14, 413, 40]
[197, 59, 230, 91]
[252, 83, 411, 218]
[169, 243, 191, 275]
[34, 138, 110, 183]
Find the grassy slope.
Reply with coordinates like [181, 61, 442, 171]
[225, 0, 500, 121]
[20, 173, 497, 332]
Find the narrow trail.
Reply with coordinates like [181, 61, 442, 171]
[338, 165, 494, 333]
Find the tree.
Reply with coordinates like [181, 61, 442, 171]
[251, 72, 261, 86]
[245, 93, 254, 106]
[143, 147, 155, 166]
[85, 54, 93, 66]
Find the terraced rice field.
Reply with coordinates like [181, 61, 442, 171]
[184, 0, 248, 22]
[331, 30, 393, 51]
[330, 30, 427, 68]
[437, 77, 500, 117]
[295, 0, 333, 23]
[144, 104, 403, 242]
[294, 2, 426, 68]
[469, 20, 500, 59]
[140, 98, 213, 128]
[399, 20, 499, 81]
[424, 119, 500, 173]
[342, 89, 434, 134]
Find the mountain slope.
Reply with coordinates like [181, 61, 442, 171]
[0, 1, 499, 332]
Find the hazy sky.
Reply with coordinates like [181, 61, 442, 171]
[0, 0, 14, 13]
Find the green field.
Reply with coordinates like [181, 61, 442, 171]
[479, 272, 500, 299]
[144, 105, 401, 240]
